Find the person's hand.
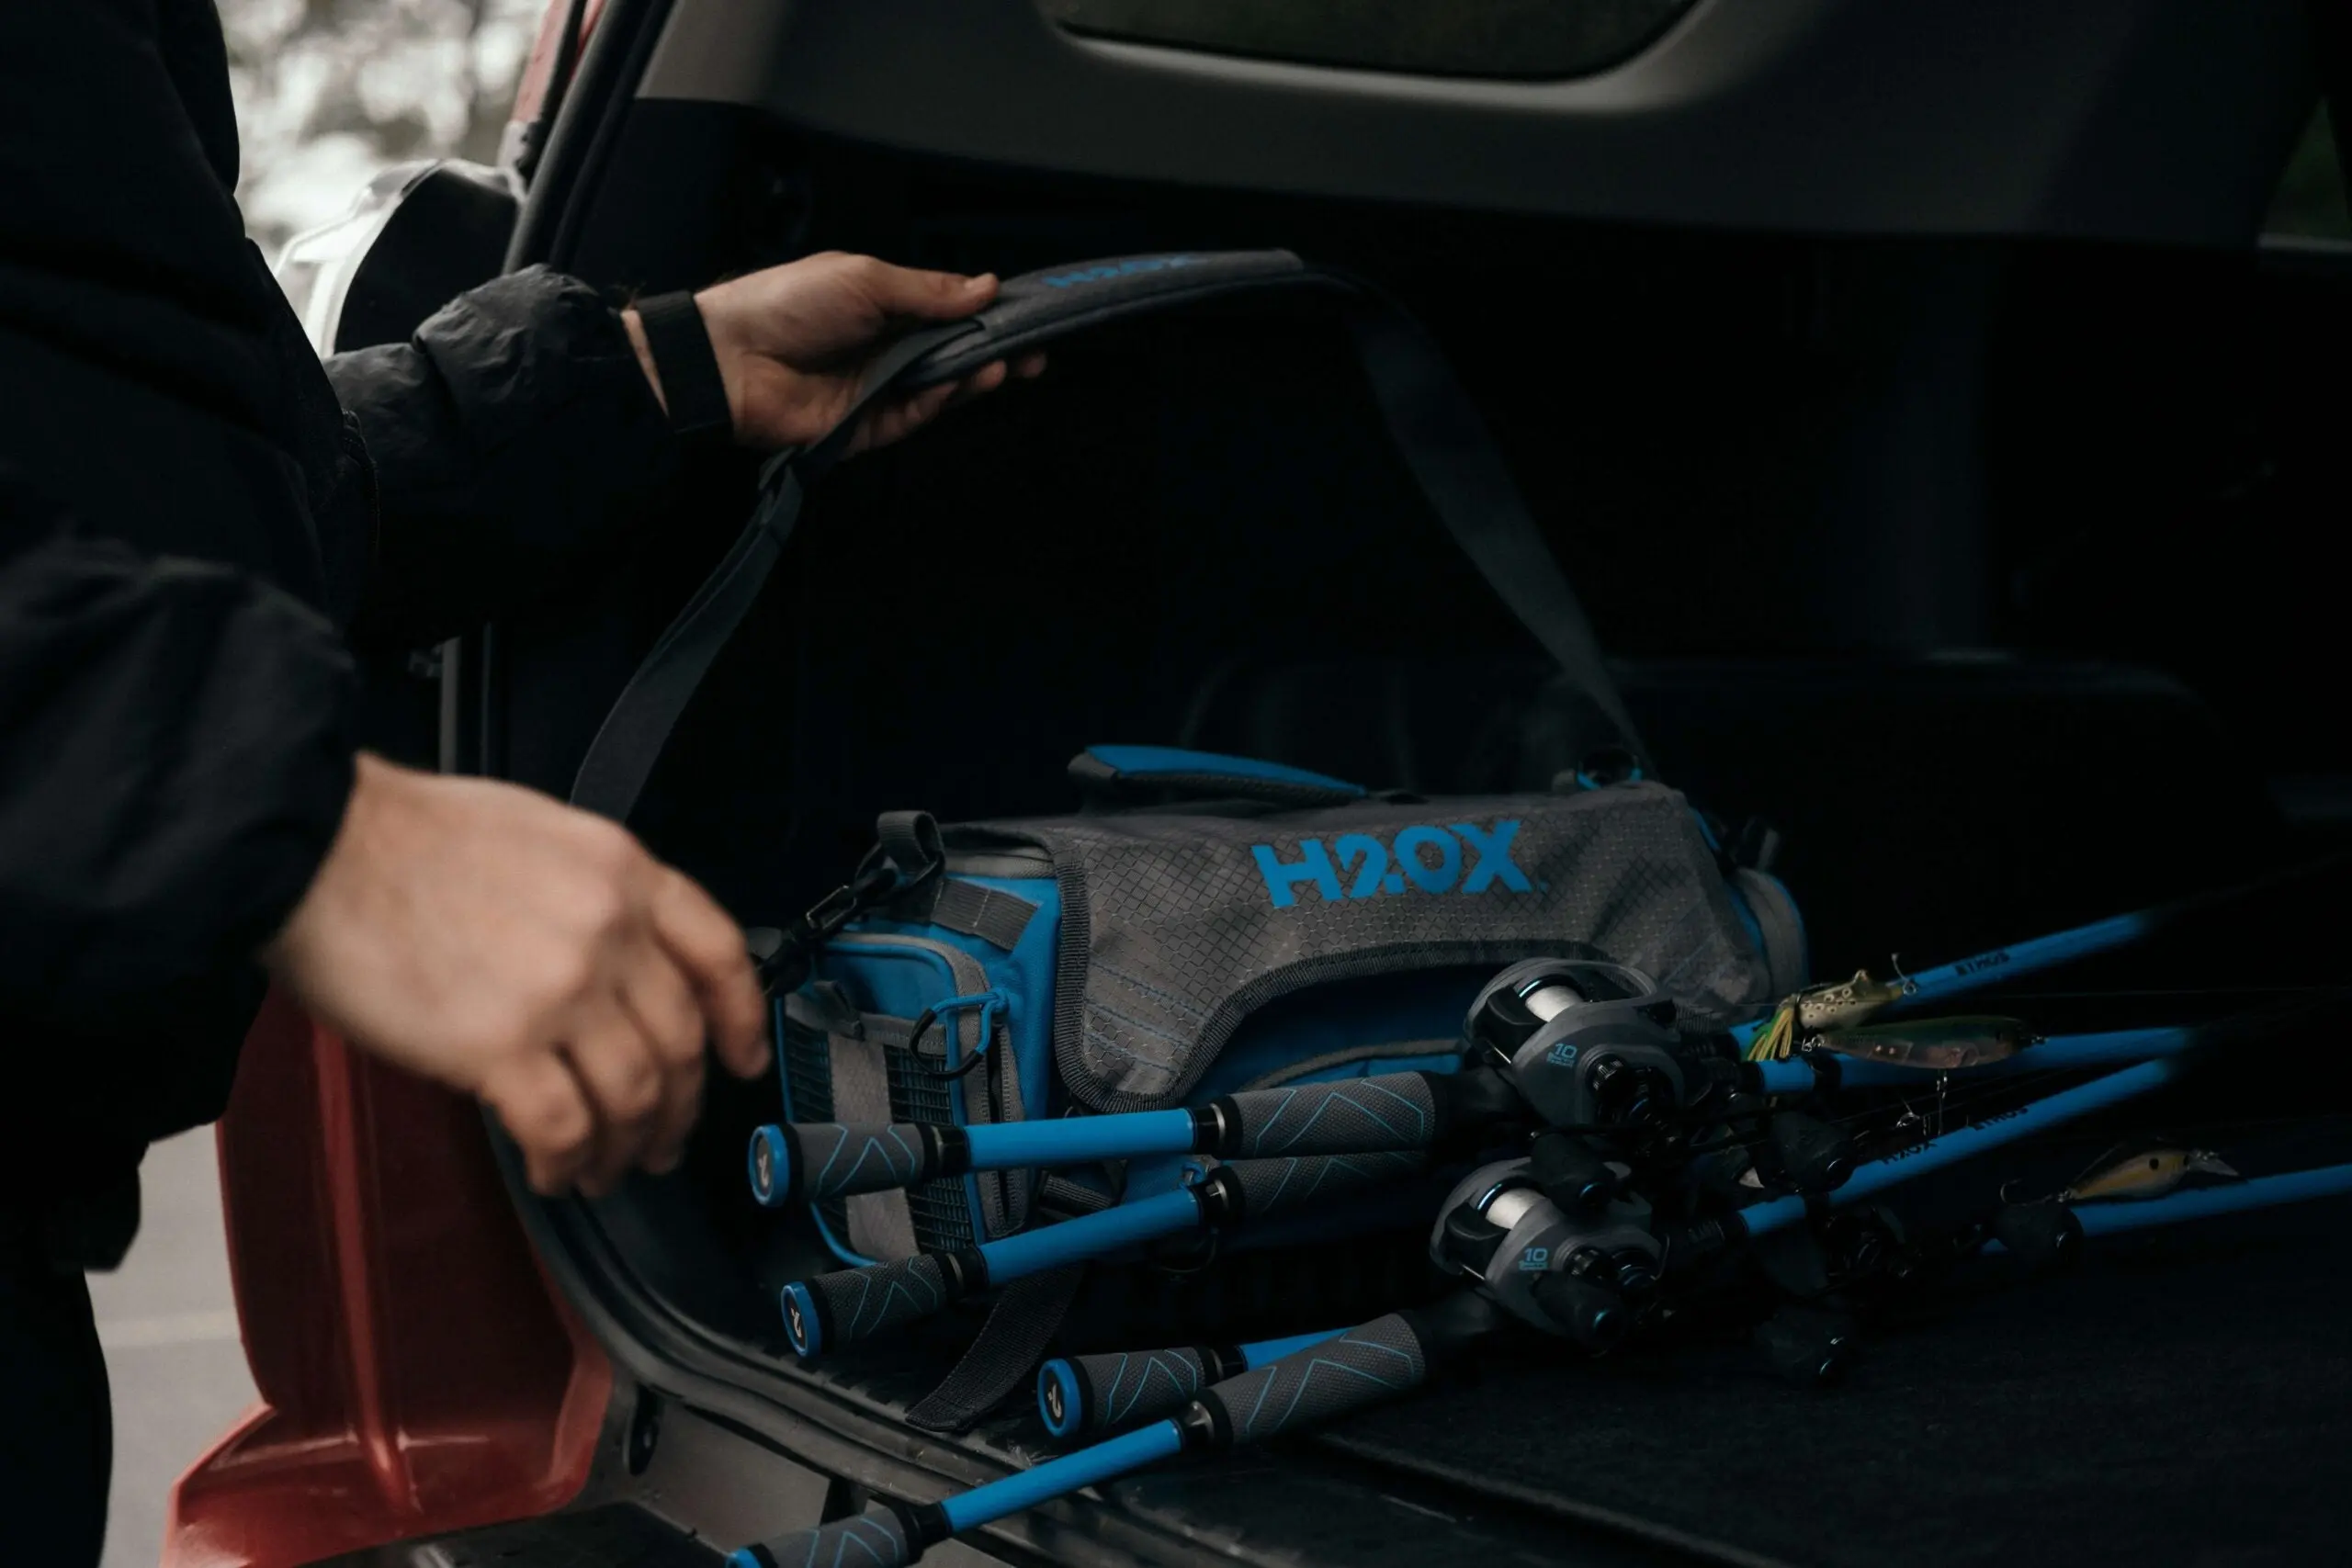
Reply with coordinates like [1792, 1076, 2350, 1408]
[624, 252, 1045, 455]
[262, 754, 769, 1198]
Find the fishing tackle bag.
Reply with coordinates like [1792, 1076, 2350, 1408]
[778, 750, 1804, 1269]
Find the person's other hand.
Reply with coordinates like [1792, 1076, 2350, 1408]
[261, 754, 769, 1198]
[625, 252, 1046, 455]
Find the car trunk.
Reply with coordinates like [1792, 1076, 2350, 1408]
[309, 1, 2352, 1561]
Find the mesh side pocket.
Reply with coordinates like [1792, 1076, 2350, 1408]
[888, 1038, 977, 1252]
[780, 1015, 851, 1242]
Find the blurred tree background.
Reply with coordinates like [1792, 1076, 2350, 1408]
[219, 0, 545, 256]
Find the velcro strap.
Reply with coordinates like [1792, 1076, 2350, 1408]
[896, 877, 1038, 950]
[831, 1026, 918, 1260]
[904, 1265, 1087, 1434]
[634, 291, 733, 442]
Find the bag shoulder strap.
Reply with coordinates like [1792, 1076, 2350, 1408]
[570, 249, 1645, 819]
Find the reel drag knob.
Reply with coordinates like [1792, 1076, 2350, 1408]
[1768, 1112, 1855, 1194]
[1588, 1056, 1673, 1128]
[1529, 1131, 1616, 1213]
[1755, 1304, 1858, 1387]
[1992, 1201, 2085, 1272]
[1532, 1270, 1631, 1351]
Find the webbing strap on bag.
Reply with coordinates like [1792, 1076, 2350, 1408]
[569, 249, 1644, 820]
[901, 1264, 1087, 1434]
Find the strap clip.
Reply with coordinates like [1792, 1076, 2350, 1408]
[757, 851, 944, 995]
[911, 991, 1008, 1079]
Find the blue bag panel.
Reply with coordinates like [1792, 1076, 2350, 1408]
[858, 874, 1062, 1122]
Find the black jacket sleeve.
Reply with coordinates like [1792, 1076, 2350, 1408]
[326, 266, 683, 649]
[0, 468, 357, 1038]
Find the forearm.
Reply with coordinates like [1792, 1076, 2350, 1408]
[325, 266, 681, 649]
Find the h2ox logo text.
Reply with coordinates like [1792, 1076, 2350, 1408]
[1250, 820, 1532, 908]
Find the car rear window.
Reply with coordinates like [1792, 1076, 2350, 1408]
[1040, 0, 1699, 81]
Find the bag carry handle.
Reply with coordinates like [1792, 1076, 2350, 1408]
[570, 250, 1645, 821]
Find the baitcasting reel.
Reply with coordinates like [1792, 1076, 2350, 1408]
[1465, 958, 1701, 1141]
[1431, 1156, 1667, 1351]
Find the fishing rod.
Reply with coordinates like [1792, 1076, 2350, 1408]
[1730, 852, 2350, 1054]
[1036, 1328, 1348, 1438]
[1984, 1160, 2352, 1262]
[1746, 1023, 2200, 1092]
[748, 957, 1704, 1209]
[749, 1017, 2209, 1218]
[732, 1293, 1499, 1568]
[777, 1150, 1419, 1356]
[1728, 1056, 2188, 1244]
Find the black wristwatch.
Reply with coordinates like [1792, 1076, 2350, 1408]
[632, 291, 733, 451]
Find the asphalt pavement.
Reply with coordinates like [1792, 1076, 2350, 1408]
[86, 1129, 258, 1568]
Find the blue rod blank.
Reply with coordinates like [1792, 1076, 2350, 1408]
[1753, 1025, 2199, 1093]
[964, 1111, 1202, 1170]
[981, 1189, 1204, 1280]
[1890, 911, 2156, 1012]
[1733, 906, 2162, 1049]
[2072, 1163, 2352, 1237]
[938, 1419, 1185, 1532]
[1743, 1057, 2185, 1237]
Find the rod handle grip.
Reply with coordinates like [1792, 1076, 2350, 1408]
[750, 1122, 934, 1207]
[1215, 1074, 1441, 1157]
[1199, 1313, 1427, 1444]
[782, 1253, 956, 1356]
[1038, 1347, 1211, 1438]
[1222, 1149, 1422, 1220]
[733, 1506, 916, 1568]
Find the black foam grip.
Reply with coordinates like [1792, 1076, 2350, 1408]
[1224, 1150, 1423, 1220]
[804, 1254, 956, 1349]
[1221, 1075, 1440, 1158]
[791, 1122, 933, 1201]
[1201, 1314, 1428, 1445]
[742, 1505, 913, 1568]
[1068, 1347, 1212, 1436]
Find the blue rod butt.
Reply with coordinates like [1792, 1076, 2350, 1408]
[748, 1124, 791, 1208]
[781, 1281, 822, 1357]
[1038, 1358, 1086, 1438]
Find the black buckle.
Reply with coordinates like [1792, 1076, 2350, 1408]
[757, 851, 944, 995]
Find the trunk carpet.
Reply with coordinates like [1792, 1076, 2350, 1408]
[1318, 1178, 2352, 1567]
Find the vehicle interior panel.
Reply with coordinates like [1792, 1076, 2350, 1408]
[465, 8, 2352, 1560]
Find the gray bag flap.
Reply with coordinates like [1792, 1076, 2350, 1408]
[962, 782, 1773, 1113]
